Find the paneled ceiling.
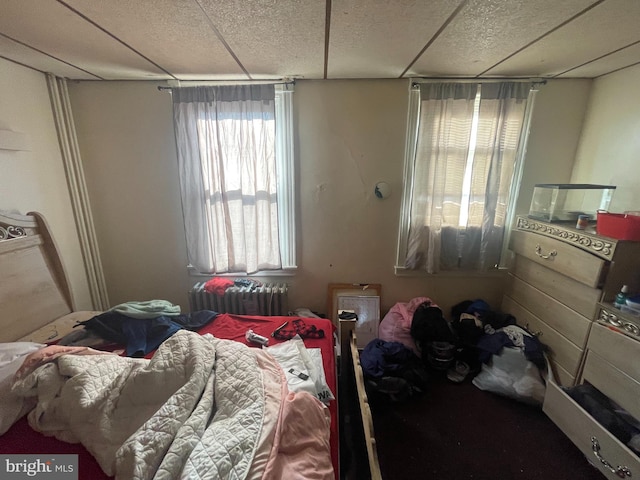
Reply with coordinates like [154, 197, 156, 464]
[1, 0, 639, 81]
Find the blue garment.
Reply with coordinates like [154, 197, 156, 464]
[122, 317, 181, 357]
[360, 339, 417, 378]
[466, 299, 491, 318]
[476, 327, 546, 368]
[80, 310, 218, 357]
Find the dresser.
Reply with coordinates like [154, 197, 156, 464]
[502, 216, 640, 386]
[543, 308, 640, 479]
[503, 216, 640, 478]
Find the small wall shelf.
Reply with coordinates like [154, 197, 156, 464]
[0, 130, 31, 151]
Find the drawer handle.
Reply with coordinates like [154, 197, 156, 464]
[591, 436, 632, 478]
[535, 244, 557, 260]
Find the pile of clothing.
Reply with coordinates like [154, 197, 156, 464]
[450, 299, 548, 405]
[359, 339, 429, 402]
[60, 300, 218, 357]
[564, 384, 640, 455]
[367, 297, 547, 403]
[203, 277, 262, 295]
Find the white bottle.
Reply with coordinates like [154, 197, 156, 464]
[614, 285, 629, 309]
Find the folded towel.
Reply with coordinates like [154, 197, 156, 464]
[110, 300, 181, 319]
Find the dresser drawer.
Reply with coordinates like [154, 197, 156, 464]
[581, 349, 640, 422]
[550, 360, 575, 387]
[585, 322, 640, 386]
[544, 378, 640, 480]
[506, 275, 592, 348]
[510, 230, 606, 288]
[511, 255, 601, 319]
[502, 295, 582, 382]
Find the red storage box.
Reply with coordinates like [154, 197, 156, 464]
[596, 211, 640, 240]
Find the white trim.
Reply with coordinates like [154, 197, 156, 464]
[275, 84, 297, 269]
[46, 74, 110, 310]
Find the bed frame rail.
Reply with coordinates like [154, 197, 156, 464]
[339, 318, 382, 480]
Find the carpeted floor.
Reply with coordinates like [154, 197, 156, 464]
[369, 372, 605, 480]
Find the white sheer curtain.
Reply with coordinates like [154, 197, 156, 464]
[404, 82, 533, 273]
[172, 85, 281, 274]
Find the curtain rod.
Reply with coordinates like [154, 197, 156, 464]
[157, 79, 295, 91]
[410, 78, 547, 88]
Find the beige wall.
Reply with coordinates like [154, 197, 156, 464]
[66, 78, 591, 317]
[571, 64, 640, 212]
[68, 80, 191, 309]
[513, 80, 592, 215]
[0, 59, 93, 310]
[1, 57, 633, 321]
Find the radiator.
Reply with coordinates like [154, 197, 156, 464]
[189, 281, 289, 316]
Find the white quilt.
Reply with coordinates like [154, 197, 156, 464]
[11, 330, 273, 480]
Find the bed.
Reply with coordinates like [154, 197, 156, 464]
[0, 211, 341, 479]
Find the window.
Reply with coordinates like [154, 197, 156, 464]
[172, 83, 295, 275]
[396, 81, 538, 274]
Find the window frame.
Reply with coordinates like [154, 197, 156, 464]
[186, 83, 297, 277]
[395, 80, 539, 276]
[395, 84, 421, 274]
[274, 83, 297, 272]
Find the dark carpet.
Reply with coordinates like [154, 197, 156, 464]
[369, 372, 605, 480]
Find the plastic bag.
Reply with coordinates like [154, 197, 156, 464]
[471, 347, 546, 406]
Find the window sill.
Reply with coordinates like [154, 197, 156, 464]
[187, 266, 297, 278]
[394, 266, 508, 278]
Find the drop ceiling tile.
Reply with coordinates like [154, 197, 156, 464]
[408, 0, 596, 78]
[486, 0, 640, 77]
[328, 0, 462, 79]
[62, 0, 245, 79]
[556, 41, 640, 78]
[196, 0, 326, 79]
[1, 0, 635, 81]
[0, 0, 169, 79]
[0, 35, 99, 79]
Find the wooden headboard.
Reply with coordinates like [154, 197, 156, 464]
[0, 211, 98, 342]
